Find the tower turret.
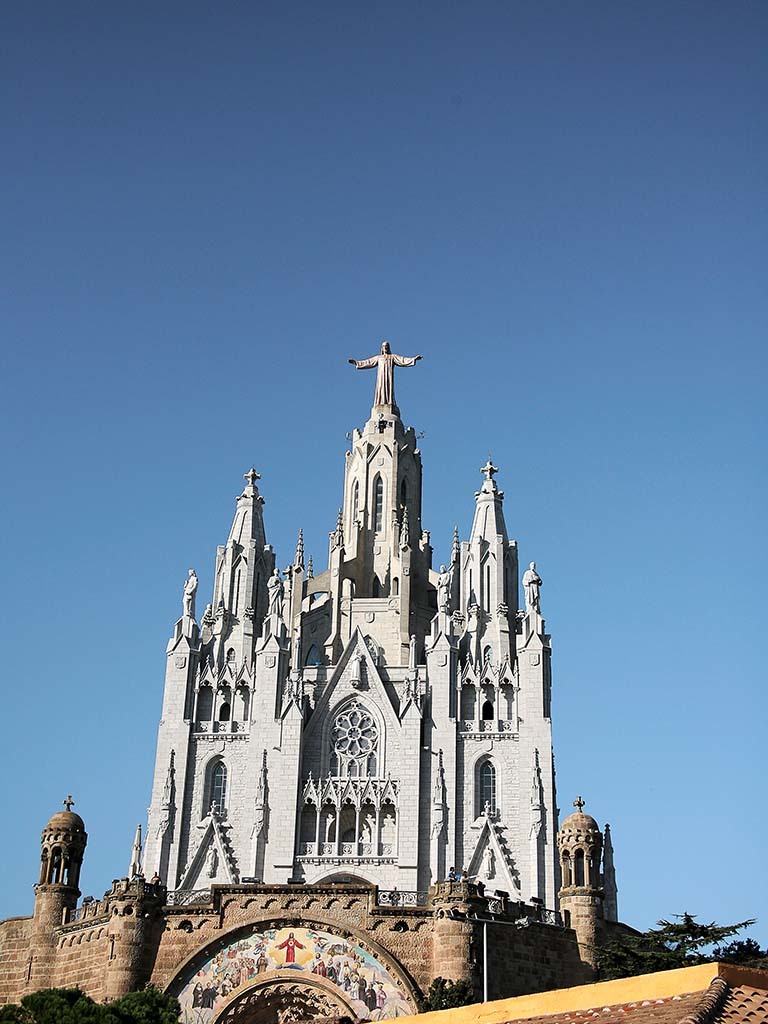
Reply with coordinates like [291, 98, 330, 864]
[459, 459, 518, 672]
[211, 467, 274, 669]
[36, 797, 87, 908]
[557, 796, 606, 971]
[30, 797, 88, 987]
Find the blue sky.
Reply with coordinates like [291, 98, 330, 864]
[1, 2, 765, 945]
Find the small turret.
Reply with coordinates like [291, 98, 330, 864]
[36, 796, 87, 901]
[30, 797, 88, 986]
[557, 796, 607, 972]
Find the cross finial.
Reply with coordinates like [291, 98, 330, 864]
[480, 457, 499, 481]
[573, 795, 585, 812]
[243, 467, 261, 487]
[63, 795, 75, 811]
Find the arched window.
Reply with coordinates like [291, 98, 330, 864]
[236, 686, 249, 721]
[209, 761, 227, 812]
[373, 476, 384, 532]
[574, 848, 585, 886]
[372, 577, 381, 598]
[226, 648, 236, 664]
[50, 848, 62, 884]
[478, 760, 496, 815]
[218, 701, 231, 722]
[482, 699, 494, 721]
[561, 851, 572, 887]
[197, 686, 213, 721]
[352, 480, 359, 520]
[483, 645, 493, 666]
[392, 577, 399, 596]
[305, 644, 322, 667]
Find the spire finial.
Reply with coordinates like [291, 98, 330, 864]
[129, 823, 143, 879]
[294, 528, 305, 570]
[307, 555, 314, 579]
[573, 795, 585, 812]
[480, 457, 499, 481]
[63, 795, 75, 811]
[451, 525, 460, 564]
[243, 467, 261, 487]
[331, 508, 344, 549]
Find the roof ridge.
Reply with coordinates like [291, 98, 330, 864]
[678, 976, 729, 1024]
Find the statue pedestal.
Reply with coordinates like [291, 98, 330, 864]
[263, 614, 287, 645]
[170, 616, 199, 645]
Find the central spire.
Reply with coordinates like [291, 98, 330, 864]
[348, 341, 423, 416]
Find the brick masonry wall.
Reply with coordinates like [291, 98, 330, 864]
[0, 918, 33, 1005]
[1, 883, 592, 1008]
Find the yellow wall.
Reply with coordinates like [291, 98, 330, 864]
[398, 963, 730, 1024]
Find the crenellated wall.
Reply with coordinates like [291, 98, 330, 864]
[0, 881, 598, 1010]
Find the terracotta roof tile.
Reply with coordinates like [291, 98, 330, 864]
[714, 984, 768, 1022]
[499, 990, 706, 1024]
[498, 978, 768, 1024]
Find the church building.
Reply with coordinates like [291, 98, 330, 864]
[0, 346, 624, 1023]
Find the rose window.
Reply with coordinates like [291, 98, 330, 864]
[331, 703, 378, 775]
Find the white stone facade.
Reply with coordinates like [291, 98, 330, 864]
[143, 393, 559, 907]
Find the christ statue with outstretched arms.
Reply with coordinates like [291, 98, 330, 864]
[349, 341, 422, 410]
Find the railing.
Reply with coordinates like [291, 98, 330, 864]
[299, 841, 395, 858]
[459, 720, 516, 734]
[377, 889, 429, 907]
[166, 889, 212, 907]
[194, 721, 248, 735]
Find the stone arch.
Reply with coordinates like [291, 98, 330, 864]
[165, 915, 419, 1022]
[313, 871, 373, 886]
[215, 972, 357, 1024]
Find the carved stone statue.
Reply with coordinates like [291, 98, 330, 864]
[437, 564, 452, 611]
[204, 844, 217, 879]
[483, 844, 496, 879]
[182, 568, 198, 619]
[348, 341, 422, 410]
[409, 634, 418, 670]
[350, 652, 364, 689]
[522, 561, 542, 614]
[267, 568, 284, 618]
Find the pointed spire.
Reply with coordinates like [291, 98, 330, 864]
[451, 525, 460, 565]
[129, 824, 143, 879]
[294, 528, 305, 570]
[307, 555, 314, 579]
[331, 508, 344, 549]
[603, 823, 619, 922]
[161, 751, 175, 807]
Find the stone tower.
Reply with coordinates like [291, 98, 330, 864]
[557, 797, 618, 968]
[30, 799, 87, 985]
[143, 347, 560, 907]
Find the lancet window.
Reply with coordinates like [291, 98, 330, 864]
[477, 759, 497, 815]
[373, 476, 384, 533]
[206, 759, 227, 814]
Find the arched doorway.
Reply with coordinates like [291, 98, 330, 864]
[168, 922, 417, 1023]
[216, 973, 356, 1024]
